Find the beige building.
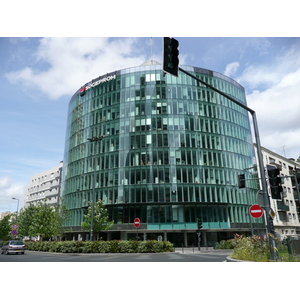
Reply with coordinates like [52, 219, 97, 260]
[24, 161, 63, 207]
[0, 211, 12, 220]
[254, 145, 300, 239]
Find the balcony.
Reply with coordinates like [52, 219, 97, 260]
[277, 201, 289, 211]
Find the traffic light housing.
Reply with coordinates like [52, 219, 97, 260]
[267, 166, 283, 199]
[269, 217, 275, 233]
[197, 219, 203, 230]
[238, 174, 246, 188]
[163, 37, 179, 76]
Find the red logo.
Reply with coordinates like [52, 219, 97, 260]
[79, 87, 86, 96]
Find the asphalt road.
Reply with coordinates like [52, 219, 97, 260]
[0, 249, 232, 262]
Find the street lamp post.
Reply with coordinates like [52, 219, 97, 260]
[87, 136, 104, 241]
[12, 198, 20, 220]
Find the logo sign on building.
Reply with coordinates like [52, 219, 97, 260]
[79, 87, 86, 96]
[80, 74, 116, 96]
[249, 204, 264, 218]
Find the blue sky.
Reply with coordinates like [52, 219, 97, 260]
[1, 36, 300, 213]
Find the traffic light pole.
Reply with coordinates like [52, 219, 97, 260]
[178, 67, 276, 260]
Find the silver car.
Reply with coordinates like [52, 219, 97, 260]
[1, 240, 26, 255]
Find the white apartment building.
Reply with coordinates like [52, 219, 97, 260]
[254, 144, 300, 239]
[24, 161, 63, 207]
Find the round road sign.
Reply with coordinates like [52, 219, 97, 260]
[134, 218, 140, 228]
[12, 224, 18, 230]
[249, 204, 264, 218]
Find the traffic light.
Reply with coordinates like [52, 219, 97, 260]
[267, 166, 283, 199]
[269, 217, 275, 233]
[238, 174, 246, 188]
[163, 37, 179, 76]
[197, 219, 203, 230]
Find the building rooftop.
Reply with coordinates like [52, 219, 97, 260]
[140, 59, 161, 66]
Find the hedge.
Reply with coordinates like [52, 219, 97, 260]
[25, 240, 174, 253]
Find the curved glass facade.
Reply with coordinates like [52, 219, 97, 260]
[62, 63, 260, 245]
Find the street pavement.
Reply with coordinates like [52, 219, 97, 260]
[0, 248, 232, 262]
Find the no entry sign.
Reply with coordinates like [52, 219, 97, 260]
[249, 204, 264, 218]
[134, 218, 141, 228]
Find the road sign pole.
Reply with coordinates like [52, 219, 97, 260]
[134, 218, 141, 241]
[249, 206, 254, 235]
[197, 232, 201, 251]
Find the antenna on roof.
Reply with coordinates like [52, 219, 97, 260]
[150, 37, 153, 59]
[281, 145, 286, 157]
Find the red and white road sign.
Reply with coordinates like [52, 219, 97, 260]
[134, 218, 141, 228]
[249, 204, 264, 218]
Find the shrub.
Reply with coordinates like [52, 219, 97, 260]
[24, 240, 174, 254]
[137, 241, 148, 253]
[119, 240, 134, 253]
[215, 239, 235, 249]
[109, 240, 120, 253]
[129, 240, 139, 252]
[162, 241, 174, 252]
[96, 241, 110, 253]
[81, 241, 94, 253]
[230, 235, 270, 262]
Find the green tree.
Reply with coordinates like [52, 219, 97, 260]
[31, 199, 60, 241]
[81, 200, 114, 239]
[54, 198, 72, 239]
[297, 155, 300, 163]
[17, 203, 37, 239]
[17, 198, 71, 241]
[0, 215, 11, 240]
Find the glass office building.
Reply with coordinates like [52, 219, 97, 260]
[62, 61, 261, 246]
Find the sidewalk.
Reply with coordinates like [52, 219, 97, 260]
[174, 246, 216, 254]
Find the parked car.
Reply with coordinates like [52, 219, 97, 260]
[1, 240, 26, 255]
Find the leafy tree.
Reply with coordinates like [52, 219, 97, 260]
[17, 198, 71, 241]
[0, 215, 11, 240]
[31, 199, 59, 241]
[54, 198, 72, 239]
[17, 203, 37, 239]
[297, 155, 300, 163]
[81, 200, 114, 240]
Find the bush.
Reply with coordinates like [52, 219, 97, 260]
[96, 241, 110, 253]
[215, 239, 235, 249]
[109, 240, 121, 253]
[25, 240, 174, 254]
[230, 234, 270, 262]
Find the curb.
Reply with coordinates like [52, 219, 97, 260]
[226, 256, 252, 262]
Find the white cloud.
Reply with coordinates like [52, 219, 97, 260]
[247, 67, 300, 158]
[0, 177, 25, 212]
[5, 37, 147, 100]
[237, 40, 300, 91]
[244, 47, 300, 160]
[224, 62, 240, 77]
